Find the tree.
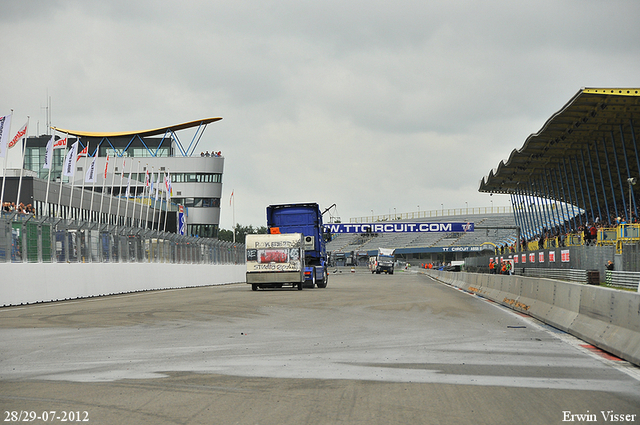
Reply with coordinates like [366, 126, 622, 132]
[218, 224, 268, 243]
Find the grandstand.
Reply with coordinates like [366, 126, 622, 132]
[326, 211, 519, 258]
[330, 88, 640, 269]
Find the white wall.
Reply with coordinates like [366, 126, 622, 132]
[0, 263, 246, 306]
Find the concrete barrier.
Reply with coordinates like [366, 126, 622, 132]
[0, 263, 246, 306]
[424, 270, 640, 367]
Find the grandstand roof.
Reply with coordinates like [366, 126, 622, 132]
[479, 88, 640, 223]
[52, 117, 222, 138]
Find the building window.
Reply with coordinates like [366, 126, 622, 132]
[188, 224, 218, 238]
[172, 197, 220, 208]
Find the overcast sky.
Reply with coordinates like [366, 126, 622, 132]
[2, 0, 639, 229]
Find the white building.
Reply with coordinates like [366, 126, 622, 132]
[10, 118, 224, 237]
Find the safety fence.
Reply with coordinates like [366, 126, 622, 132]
[521, 268, 592, 285]
[605, 270, 640, 290]
[0, 214, 244, 264]
[513, 224, 640, 254]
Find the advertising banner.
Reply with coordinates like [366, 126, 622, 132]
[324, 222, 474, 234]
[246, 233, 303, 273]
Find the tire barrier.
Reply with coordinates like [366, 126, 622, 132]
[423, 270, 640, 367]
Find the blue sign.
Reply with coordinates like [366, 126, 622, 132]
[323, 222, 474, 234]
[178, 212, 186, 236]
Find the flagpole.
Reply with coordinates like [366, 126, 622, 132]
[157, 173, 166, 233]
[130, 161, 140, 227]
[115, 157, 125, 226]
[67, 137, 78, 220]
[56, 134, 68, 218]
[232, 190, 236, 243]
[153, 171, 161, 232]
[124, 167, 133, 227]
[79, 141, 89, 221]
[162, 172, 169, 233]
[88, 145, 98, 224]
[107, 155, 119, 227]
[139, 164, 148, 228]
[44, 133, 54, 218]
[0, 112, 13, 213]
[98, 152, 109, 226]
[15, 117, 29, 212]
[145, 167, 153, 229]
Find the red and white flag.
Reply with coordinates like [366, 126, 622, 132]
[76, 143, 88, 161]
[165, 173, 172, 198]
[104, 153, 110, 179]
[8, 121, 27, 149]
[144, 169, 150, 187]
[230, 190, 234, 206]
[53, 137, 67, 150]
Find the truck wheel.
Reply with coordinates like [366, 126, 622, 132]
[252, 284, 258, 291]
[297, 282, 303, 290]
[317, 269, 328, 288]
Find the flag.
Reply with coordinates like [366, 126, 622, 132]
[154, 173, 161, 200]
[85, 154, 97, 183]
[125, 172, 131, 198]
[43, 135, 54, 169]
[76, 143, 88, 161]
[145, 169, 150, 187]
[63, 141, 78, 177]
[230, 190, 234, 206]
[53, 137, 67, 150]
[166, 173, 172, 198]
[8, 121, 27, 149]
[104, 153, 109, 179]
[149, 172, 154, 196]
[0, 114, 12, 158]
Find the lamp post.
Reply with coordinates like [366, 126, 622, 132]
[628, 177, 637, 222]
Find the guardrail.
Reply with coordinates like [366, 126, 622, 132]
[605, 270, 640, 290]
[521, 268, 589, 284]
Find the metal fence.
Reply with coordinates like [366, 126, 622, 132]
[605, 270, 640, 290]
[521, 268, 590, 284]
[0, 214, 244, 265]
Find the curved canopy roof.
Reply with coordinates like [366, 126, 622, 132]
[479, 88, 640, 220]
[52, 117, 222, 138]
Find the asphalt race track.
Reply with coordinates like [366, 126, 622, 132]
[1, 270, 639, 424]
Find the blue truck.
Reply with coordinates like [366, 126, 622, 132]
[246, 203, 328, 290]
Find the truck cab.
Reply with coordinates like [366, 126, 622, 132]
[370, 248, 395, 274]
[267, 203, 328, 288]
